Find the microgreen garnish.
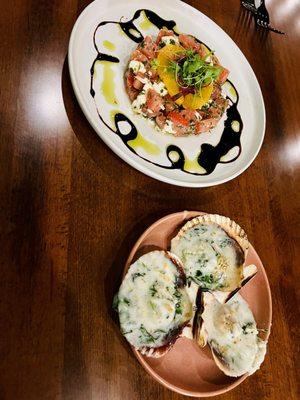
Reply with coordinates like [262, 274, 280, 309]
[150, 58, 158, 69]
[167, 49, 221, 92]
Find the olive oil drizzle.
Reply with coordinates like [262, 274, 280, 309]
[90, 9, 243, 175]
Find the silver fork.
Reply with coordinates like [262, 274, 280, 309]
[241, 0, 285, 34]
[241, 0, 256, 14]
[256, 1, 285, 34]
[256, 0, 270, 26]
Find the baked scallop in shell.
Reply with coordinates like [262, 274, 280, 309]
[195, 292, 267, 377]
[116, 250, 193, 357]
[170, 214, 257, 302]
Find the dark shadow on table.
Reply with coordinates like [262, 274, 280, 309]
[233, 5, 270, 44]
[62, 288, 90, 399]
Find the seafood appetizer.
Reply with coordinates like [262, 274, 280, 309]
[195, 292, 267, 377]
[115, 250, 193, 357]
[125, 29, 229, 136]
[170, 214, 257, 302]
[114, 213, 268, 378]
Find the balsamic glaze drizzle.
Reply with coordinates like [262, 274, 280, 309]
[90, 9, 243, 176]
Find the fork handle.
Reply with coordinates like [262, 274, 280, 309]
[269, 26, 285, 34]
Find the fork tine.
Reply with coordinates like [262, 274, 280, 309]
[257, 19, 264, 27]
[243, 1, 285, 35]
[241, 0, 257, 13]
[269, 26, 285, 34]
[256, 19, 285, 34]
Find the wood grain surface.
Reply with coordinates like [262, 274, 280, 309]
[0, 1, 299, 399]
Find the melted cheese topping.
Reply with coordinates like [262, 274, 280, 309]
[117, 251, 192, 349]
[171, 222, 244, 291]
[202, 293, 267, 377]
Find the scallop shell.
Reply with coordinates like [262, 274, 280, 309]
[174, 213, 249, 254]
[171, 213, 257, 303]
[196, 291, 268, 377]
[139, 323, 186, 358]
[138, 251, 191, 358]
[118, 250, 192, 358]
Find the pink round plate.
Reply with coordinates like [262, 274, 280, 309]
[123, 211, 272, 397]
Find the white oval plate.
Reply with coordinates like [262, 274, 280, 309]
[68, 0, 265, 187]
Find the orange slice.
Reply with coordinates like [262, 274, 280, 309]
[182, 84, 213, 110]
[157, 44, 184, 104]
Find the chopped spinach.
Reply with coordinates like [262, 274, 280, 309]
[155, 329, 166, 334]
[219, 237, 232, 248]
[149, 281, 158, 297]
[132, 272, 146, 281]
[173, 288, 182, 300]
[149, 301, 156, 311]
[122, 297, 130, 306]
[242, 322, 253, 334]
[194, 273, 215, 287]
[175, 303, 182, 315]
[139, 325, 156, 344]
[194, 225, 208, 234]
[121, 329, 133, 335]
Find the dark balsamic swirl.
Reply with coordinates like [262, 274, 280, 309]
[90, 9, 243, 176]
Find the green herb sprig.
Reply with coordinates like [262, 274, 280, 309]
[167, 50, 221, 91]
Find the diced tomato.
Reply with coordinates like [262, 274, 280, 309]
[156, 29, 175, 45]
[130, 49, 148, 63]
[178, 34, 207, 58]
[217, 67, 229, 85]
[172, 124, 189, 136]
[212, 54, 220, 66]
[143, 89, 163, 117]
[139, 36, 158, 60]
[179, 34, 198, 51]
[125, 70, 134, 87]
[155, 113, 167, 129]
[211, 84, 221, 100]
[149, 68, 158, 81]
[168, 111, 189, 126]
[165, 99, 177, 113]
[133, 78, 144, 90]
[195, 118, 218, 134]
[180, 109, 198, 121]
[125, 70, 139, 100]
[198, 44, 207, 59]
[126, 86, 139, 101]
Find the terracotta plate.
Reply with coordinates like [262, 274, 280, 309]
[123, 211, 272, 397]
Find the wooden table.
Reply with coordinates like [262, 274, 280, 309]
[0, 0, 299, 399]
